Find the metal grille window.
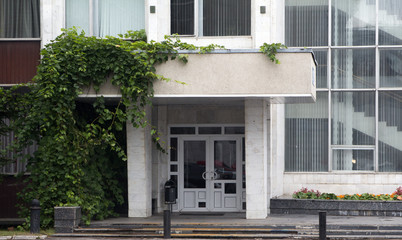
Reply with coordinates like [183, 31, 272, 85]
[170, 0, 251, 36]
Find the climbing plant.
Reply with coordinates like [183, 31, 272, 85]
[0, 28, 285, 228]
[260, 42, 287, 64]
[0, 28, 221, 228]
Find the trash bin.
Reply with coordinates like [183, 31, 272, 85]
[164, 179, 177, 204]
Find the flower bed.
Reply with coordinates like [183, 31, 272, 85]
[269, 187, 402, 217]
[292, 187, 402, 201]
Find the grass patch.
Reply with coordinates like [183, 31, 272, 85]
[0, 227, 54, 236]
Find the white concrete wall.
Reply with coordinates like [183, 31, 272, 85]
[283, 173, 402, 196]
[269, 104, 285, 200]
[245, 99, 269, 219]
[40, 0, 65, 48]
[154, 52, 316, 102]
[155, 105, 169, 213]
[127, 106, 153, 217]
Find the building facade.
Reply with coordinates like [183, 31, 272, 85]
[1, 0, 401, 220]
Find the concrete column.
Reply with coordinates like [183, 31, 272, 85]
[156, 105, 169, 212]
[146, 0, 158, 42]
[269, 104, 284, 199]
[127, 107, 153, 217]
[245, 99, 269, 219]
[41, 0, 65, 48]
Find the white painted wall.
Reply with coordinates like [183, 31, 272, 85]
[40, 0, 65, 48]
[245, 99, 269, 219]
[283, 173, 402, 196]
[126, 106, 153, 217]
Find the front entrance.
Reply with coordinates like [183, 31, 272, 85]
[177, 136, 244, 212]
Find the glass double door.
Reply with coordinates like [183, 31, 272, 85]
[178, 136, 242, 212]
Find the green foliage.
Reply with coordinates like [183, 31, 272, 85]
[259, 42, 287, 64]
[293, 187, 321, 199]
[293, 186, 402, 201]
[0, 28, 221, 229]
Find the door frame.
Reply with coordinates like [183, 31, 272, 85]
[176, 135, 243, 212]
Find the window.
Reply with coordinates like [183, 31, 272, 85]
[171, 0, 251, 36]
[0, 0, 40, 38]
[0, 0, 41, 84]
[66, 0, 145, 37]
[285, 0, 402, 172]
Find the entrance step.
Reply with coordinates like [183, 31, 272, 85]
[50, 223, 402, 239]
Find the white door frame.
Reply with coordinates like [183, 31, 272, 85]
[177, 135, 243, 212]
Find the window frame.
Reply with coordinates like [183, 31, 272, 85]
[170, 0, 252, 37]
[285, 0, 402, 173]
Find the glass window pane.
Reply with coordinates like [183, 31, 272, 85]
[171, 0, 194, 35]
[201, 0, 250, 36]
[170, 138, 178, 162]
[170, 127, 195, 134]
[380, 49, 402, 88]
[379, 0, 402, 45]
[331, 49, 375, 89]
[332, 149, 374, 171]
[331, 92, 375, 145]
[331, 0, 375, 46]
[95, 0, 145, 37]
[66, 0, 90, 34]
[224, 183, 236, 194]
[285, 92, 329, 172]
[378, 91, 402, 172]
[199, 127, 221, 134]
[214, 141, 236, 180]
[285, 0, 328, 47]
[184, 141, 206, 188]
[0, 0, 40, 38]
[314, 50, 328, 88]
[224, 127, 245, 134]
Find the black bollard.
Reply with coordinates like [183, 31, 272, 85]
[30, 199, 41, 233]
[163, 209, 171, 238]
[319, 211, 326, 240]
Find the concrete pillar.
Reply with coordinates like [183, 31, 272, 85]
[245, 99, 269, 219]
[41, 0, 65, 48]
[156, 105, 169, 212]
[146, 0, 158, 42]
[127, 107, 153, 217]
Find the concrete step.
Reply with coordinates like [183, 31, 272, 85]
[49, 224, 402, 239]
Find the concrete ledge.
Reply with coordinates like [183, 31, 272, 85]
[54, 206, 81, 233]
[270, 198, 402, 216]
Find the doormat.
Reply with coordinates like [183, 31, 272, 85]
[179, 212, 225, 216]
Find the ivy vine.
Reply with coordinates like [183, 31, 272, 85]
[0, 28, 285, 229]
[260, 42, 287, 64]
[0, 29, 222, 228]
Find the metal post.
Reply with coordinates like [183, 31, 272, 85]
[30, 199, 41, 233]
[319, 211, 326, 240]
[163, 209, 171, 238]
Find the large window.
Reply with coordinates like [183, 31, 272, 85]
[285, 0, 402, 172]
[171, 0, 251, 36]
[0, 0, 40, 38]
[66, 0, 145, 37]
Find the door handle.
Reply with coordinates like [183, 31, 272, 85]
[213, 171, 218, 180]
[202, 171, 207, 180]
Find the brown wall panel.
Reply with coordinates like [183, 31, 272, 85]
[0, 41, 40, 84]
